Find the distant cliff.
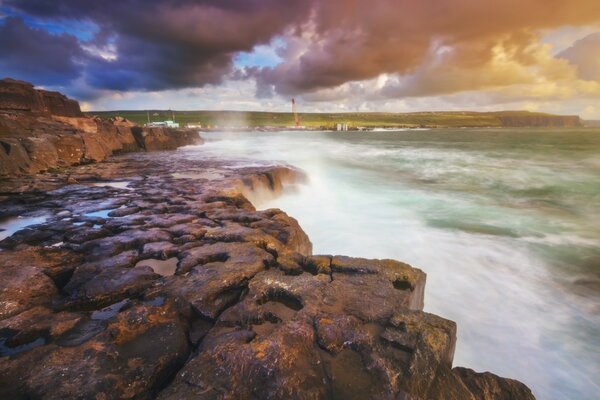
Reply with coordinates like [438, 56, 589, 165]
[89, 109, 583, 129]
[0, 78, 202, 177]
[494, 112, 582, 128]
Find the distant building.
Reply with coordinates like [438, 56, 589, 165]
[145, 120, 179, 128]
[335, 123, 349, 131]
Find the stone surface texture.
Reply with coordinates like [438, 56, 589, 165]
[0, 153, 535, 399]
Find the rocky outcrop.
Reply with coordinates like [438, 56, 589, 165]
[0, 78, 202, 177]
[0, 78, 82, 117]
[0, 153, 535, 399]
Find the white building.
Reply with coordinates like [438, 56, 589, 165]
[145, 120, 180, 128]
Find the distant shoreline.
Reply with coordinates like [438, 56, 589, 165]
[87, 109, 583, 130]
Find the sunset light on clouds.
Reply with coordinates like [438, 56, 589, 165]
[1, 0, 599, 117]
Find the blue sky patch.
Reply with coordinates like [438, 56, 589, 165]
[0, 6, 98, 41]
[234, 37, 285, 68]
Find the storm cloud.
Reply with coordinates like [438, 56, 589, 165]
[0, 17, 91, 86]
[2, 0, 309, 92]
[253, 0, 600, 96]
[1, 0, 600, 101]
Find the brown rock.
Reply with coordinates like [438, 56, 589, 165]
[0, 153, 535, 399]
[0, 300, 190, 400]
[0, 79, 202, 176]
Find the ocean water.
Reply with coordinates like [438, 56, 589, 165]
[181, 128, 600, 400]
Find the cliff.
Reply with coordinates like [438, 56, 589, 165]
[494, 112, 582, 127]
[0, 78, 202, 177]
[0, 78, 82, 117]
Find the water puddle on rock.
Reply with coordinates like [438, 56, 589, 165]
[92, 181, 132, 190]
[135, 257, 178, 276]
[91, 299, 130, 320]
[143, 296, 166, 307]
[84, 209, 113, 218]
[84, 205, 126, 219]
[172, 171, 224, 180]
[0, 336, 46, 356]
[0, 215, 48, 241]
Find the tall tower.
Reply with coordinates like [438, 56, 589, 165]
[291, 98, 300, 127]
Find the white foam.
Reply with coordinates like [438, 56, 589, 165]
[183, 129, 600, 400]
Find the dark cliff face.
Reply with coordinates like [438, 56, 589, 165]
[0, 78, 82, 117]
[0, 78, 202, 177]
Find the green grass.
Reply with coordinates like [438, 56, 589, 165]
[87, 110, 565, 129]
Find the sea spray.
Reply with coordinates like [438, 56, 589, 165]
[180, 128, 600, 400]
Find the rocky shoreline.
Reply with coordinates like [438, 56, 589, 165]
[0, 82, 535, 399]
[0, 79, 202, 177]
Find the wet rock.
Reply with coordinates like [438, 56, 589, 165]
[142, 241, 179, 258]
[450, 367, 536, 400]
[157, 242, 273, 319]
[0, 264, 59, 320]
[0, 301, 191, 400]
[0, 147, 534, 399]
[0, 307, 81, 348]
[63, 265, 159, 310]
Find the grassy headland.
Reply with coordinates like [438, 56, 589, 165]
[87, 110, 581, 129]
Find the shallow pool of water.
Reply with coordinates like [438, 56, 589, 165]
[91, 181, 132, 190]
[0, 215, 48, 241]
[135, 257, 178, 276]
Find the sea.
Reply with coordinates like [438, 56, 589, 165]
[181, 128, 600, 400]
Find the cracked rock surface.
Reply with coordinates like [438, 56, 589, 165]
[0, 152, 535, 399]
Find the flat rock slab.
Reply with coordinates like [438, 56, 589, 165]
[0, 152, 534, 399]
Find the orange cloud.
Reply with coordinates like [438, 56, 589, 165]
[255, 0, 600, 97]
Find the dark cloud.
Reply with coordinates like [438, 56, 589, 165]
[558, 33, 600, 82]
[1, 0, 600, 99]
[0, 17, 90, 86]
[3, 0, 309, 91]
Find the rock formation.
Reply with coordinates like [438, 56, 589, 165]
[0, 78, 202, 177]
[0, 153, 535, 399]
[0, 79, 535, 399]
[0, 78, 82, 117]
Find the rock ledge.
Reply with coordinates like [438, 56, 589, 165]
[0, 152, 535, 399]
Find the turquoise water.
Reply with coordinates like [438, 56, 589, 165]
[182, 128, 600, 400]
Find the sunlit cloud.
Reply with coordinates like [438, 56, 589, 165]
[1, 0, 599, 117]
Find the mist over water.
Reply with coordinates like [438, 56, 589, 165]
[181, 128, 600, 400]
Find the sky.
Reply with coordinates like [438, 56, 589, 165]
[1, 0, 600, 118]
